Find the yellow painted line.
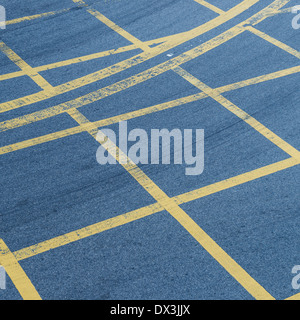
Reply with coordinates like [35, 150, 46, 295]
[64, 108, 275, 300]
[175, 157, 299, 204]
[72, 0, 151, 52]
[0, 24, 244, 114]
[33, 36, 167, 71]
[278, 6, 296, 14]
[0, 239, 41, 300]
[0, 41, 53, 91]
[0, 0, 257, 82]
[165, 211, 274, 301]
[0, 70, 25, 82]
[10, 128, 298, 299]
[0, 44, 140, 82]
[0, 124, 86, 155]
[0, 36, 172, 82]
[267, 6, 295, 17]
[193, 0, 225, 15]
[13, 203, 163, 262]
[0, 0, 260, 114]
[245, 26, 300, 59]
[285, 293, 300, 300]
[0, 93, 207, 136]
[13, 157, 299, 263]
[66, 108, 99, 136]
[173, 66, 300, 161]
[0, 23, 209, 83]
[0, 0, 292, 300]
[0, 0, 289, 130]
[218, 65, 300, 93]
[0, 8, 72, 28]
[260, 5, 297, 18]
[1, 65, 299, 153]
[0, 93, 208, 156]
[245, 0, 291, 26]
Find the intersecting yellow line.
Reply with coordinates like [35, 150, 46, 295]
[0, 0, 288, 123]
[0, 42, 54, 301]
[173, 66, 300, 161]
[193, 0, 225, 15]
[7, 61, 298, 299]
[62, 108, 275, 300]
[245, 26, 300, 59]
[0, 0, 290, 118]
[13, 156, 299, 262]
[0, 65, 299, 154]
[0, 35, 173, 82]
[0, 0, 260, 114]
[0, 0, 250, 83]
[72, 0, 151, 52]
[0, 0, 294, 300]
[0, 25, 243, 116]
[0, 41, 53, 91]
[0, 239, 41, 300]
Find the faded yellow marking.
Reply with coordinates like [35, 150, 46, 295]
[193, 0, 225, 14]
[13, 204, 163, 261]
[0, 8, 72, 28]
[285, 293, 300, 300]
[63, 108, 274, 300]
[245, 0, 290, 26]
[1, 65, 299, 152]
[0, 0, 258, 82]
[0, 25, 244, 114]
[13, 157, 299, 262]
[72, 0, 151, 52]
[267, 6, 296, 17]
[0, 239, 41, 300]
[278, 6, 297, 13]
[66, 108, 99, 136]
[0, 0, 260, 114]
[0, 41, 53, 91]
[0, 36, 171, 82]
[173, 66, 300, 161]
[0, 45, 140, 82]
[246, 26, 300, 59]
[0, 125, 86, 155]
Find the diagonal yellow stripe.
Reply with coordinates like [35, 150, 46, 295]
[0, 0, 260, 114]
[173, 66, 300, 161]
[0, 239, 41, 300]
[285, 293, 300, 300]
[63, 108, 275, 300]
[0, 8, 72, 28]
[13, 157, 299, 265]
[72, 0, 151, 52]
[0, 35, 173, 82]
[193, 0, 225, 14]
[0, 42, 53, 90]
[0, 0, 293, 301]
[246, 26, 300, 59]
[0, 65, 299, 155]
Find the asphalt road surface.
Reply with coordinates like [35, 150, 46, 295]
[0, 0, 299, 300]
